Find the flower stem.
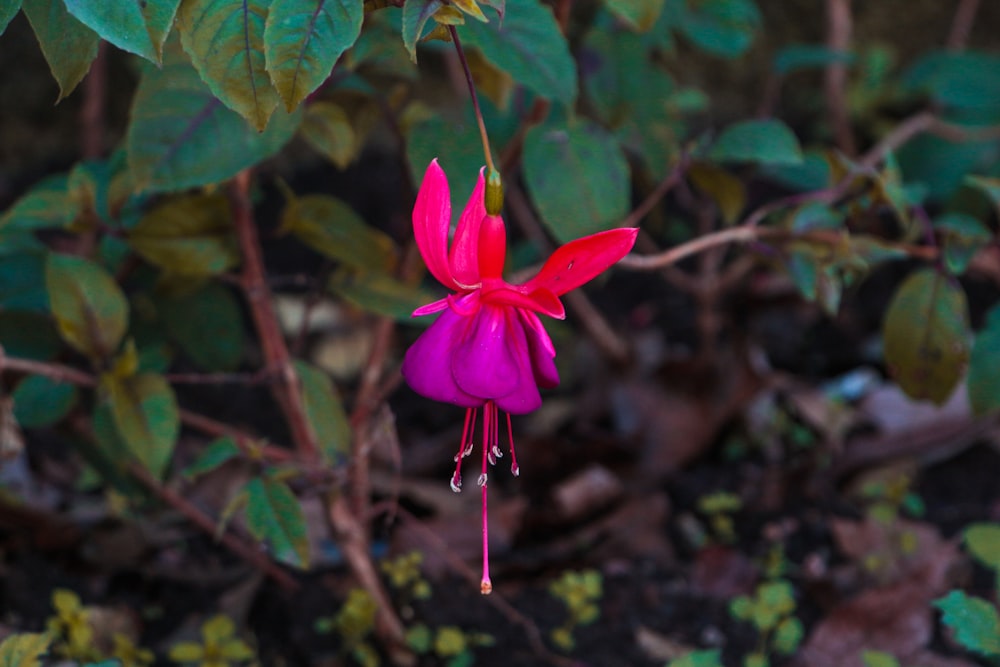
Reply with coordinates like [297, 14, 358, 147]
[448, 25, 496, 176]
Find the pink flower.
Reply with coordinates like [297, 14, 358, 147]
[401, 159, 637, 593]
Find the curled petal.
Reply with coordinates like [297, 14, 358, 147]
[449, 169, 487, 287]
[523, 228, 639, 296]
[520, 310, 559, 388]
[413, 160, 460, 290]
[401, 308, 483, 408]
[481, 283, 565, 319]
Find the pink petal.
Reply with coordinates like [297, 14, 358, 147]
[412, 297, 449, 317]
[449, 169, 487, 287]
[413, 160, 460, 290]
[523, 228, 639, 296]
[401, 307, 483, 408]
[452, 305, 521, 401]
[481, 284, 565, 319]
[520, 310, 559, 389]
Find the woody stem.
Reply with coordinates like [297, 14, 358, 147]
[448, 25, 496, 175]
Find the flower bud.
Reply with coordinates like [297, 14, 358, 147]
[485, 167, 503, 216]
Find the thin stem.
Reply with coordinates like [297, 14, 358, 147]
[448, 25, 495, 174]
[824, 0, 856, 156]
[947, 0, 980, 50]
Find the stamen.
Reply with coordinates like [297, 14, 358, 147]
[481, 401, 493, 595]
[452, 408, 475, 491]
[450, 473, 462, 493]
[506, 412, 520, 477]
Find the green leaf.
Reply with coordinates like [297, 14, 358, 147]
[903, 51, 1000, 112]
[63, 0, 181, 62]
[101, 371, 179, 479]
[178, 0, 280, 130]
[401, 0, 442, 62]
[0, 252, 49, 311]
[0, 174, 74, 232]
[127, 39, 300, 192]
[861, 650, 900, 667]
[406, 113, 489, 218]
[12, 375, 77, 428]
[773, 616, 803, 655]
[0, 632, 51, 667]
[760, 150, 831, 192]
[883, 269, 969, 405]
[294, 361, 351, 463]
[265, 0, 363, 112]
[934, 590, 1000, 657]
[676, 0, 760, 58]
[244, 476, 310, 568]
[773, 45, 854, 75]
[129, 193, 240, 277]
[156, 282, 245, 372]
[709, 119, 803, 166]
[301, 102, 358, 169]
[963, 523, 1000, 573]
[0, 312, 61, 360]
[280, 192, 397, 271]
[523, 119, 629, 243]
[666, 650, 724, 667]
[460, 0, 577, 106]
[328, 267, 438, 321]
[182, 436, 242, 479]
[45, 253, 129, 360]
[21, 0, 99, 100]
[934, 212, 991, 275]
[898, 133, 997, 201]
[605, 0, 665, 32]
[0, 1, 21, 35]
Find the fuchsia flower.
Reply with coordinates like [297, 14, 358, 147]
[401, 159, 638, 593]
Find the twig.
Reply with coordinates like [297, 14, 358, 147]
[81, 41, 107, 160]
[227, 172, 411, 662]
[127, 463, 300, 592]
[824, 0, 856, 156]
[505, 184, 632, 364]
[946, 0, 980, 50]
[620, 152, 691, 230]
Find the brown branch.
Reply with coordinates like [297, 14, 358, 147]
[127, 463, 299, 592]
[946, 0, 980, 50]
[824, 0, 856, 156]
[228, 172, 411, 662]
[81, 41, 107, 161]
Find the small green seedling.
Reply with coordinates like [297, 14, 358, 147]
[963, 522, 1000, 597]
[730, 579, 803, 667]
[934, 590, 1000, 659]
[857, 472, 924, 578]
[46, 589, 101, 662]
[315, 588, 379, 667]
[168, 614, 255, 666]
[697, 491, 743, 544]
[861, 650, 900, 667]
[548, 569, 603, 651]
[112, 632, 155, 667]
[0, 632, 52, 667]
[381, 551, 432, 602]
[406, 624, 495, 667]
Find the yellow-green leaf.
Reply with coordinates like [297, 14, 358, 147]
[63, 0, 181, 62]
[294, 361, 351, 463]
[605, 0, 665, 32]
[688, 162, 746, 225]
[882, 268, 969, 405]
[301, 102, 357, 169]
[129, 193, 239, 277]
[0, 632, 51, 667]
[100, 371, 179, 479]
[45, 253, 128, 361]
[0, 1, 21, 35]
[244, 476, 310, 568]
[178, 0, 280, 130]
[264, 0, 363, 112]
[22, 0, 99, 101]
[279, 192, 397, 270]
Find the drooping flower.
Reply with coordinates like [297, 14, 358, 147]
[401, 159, 638, 593]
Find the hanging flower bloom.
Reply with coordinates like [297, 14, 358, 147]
[401, 159, 638, 594]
